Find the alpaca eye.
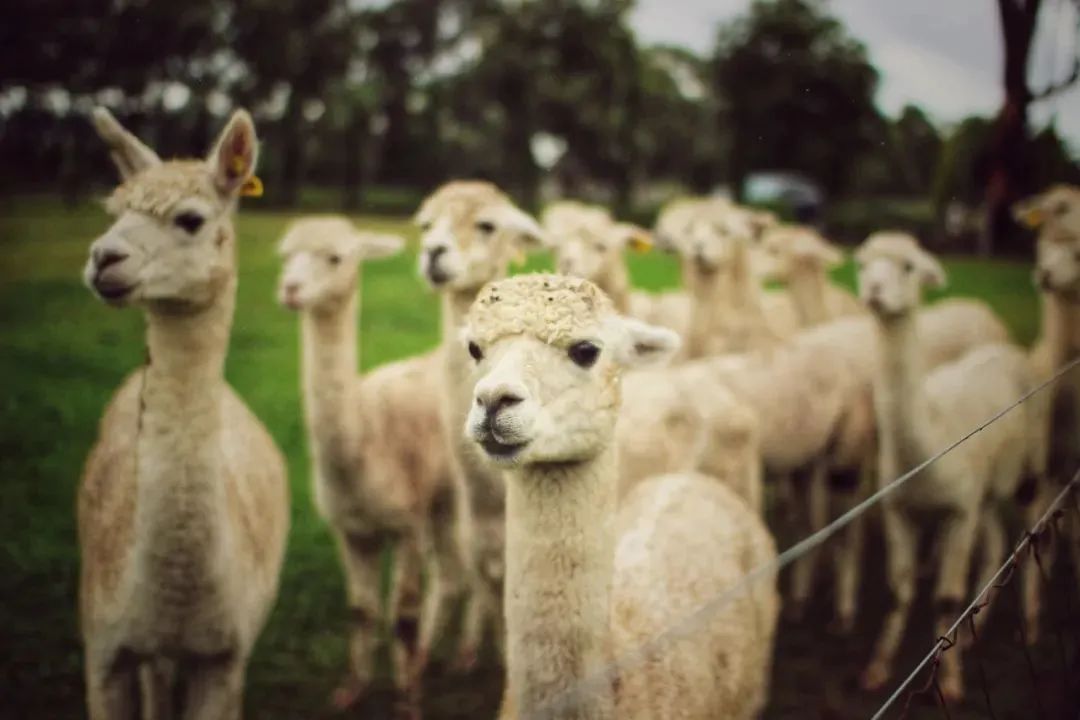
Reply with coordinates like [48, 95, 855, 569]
[174, 211, 205, 234]
[419, 221, 432, 232]
[468, 341, 484, 362]
[328, 254, 342, 266]
[568, 341, 600, 368]
[476, 221, 496, 235]
[902, 260, 915, 274]
[1056, 202, 1069, 216]
[595, 243, 606, 253]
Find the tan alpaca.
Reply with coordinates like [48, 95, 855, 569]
[275, 216, 461, 706]
[542, 200, 691, 335]
[758, 225, 863, 324]
[415, 180, 550, 665]
[855, 233, 1049, 701]
[78, 109, 289, 720]
[461, 274, 779, 720]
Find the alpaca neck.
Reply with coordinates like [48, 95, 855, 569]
[1039, 290, 1080, 367]
[873, 311, 928, 472]
[301, 290, 361, 485]
[593, 262, 632, 315]
[134, 277, 236, 608]
[787, 264, 830, 327]
[504, 447, 619, 720]
[684, 247, 771, 358]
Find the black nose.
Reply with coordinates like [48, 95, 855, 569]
[428, 246, 447, 262]
[1035, 269, 1051, 289]
[94, 248, 128, 271]
[477, 391, 523, 422]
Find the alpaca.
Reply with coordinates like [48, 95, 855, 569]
[855, 232, 1049, 701]
[415, 180, 550, 666]
[276, 216, 461, 706]
[78, 108, 289, 719]
[542, 200, 691, 335]
[462, 274, 779, 720]
[757, 225, 863, 325]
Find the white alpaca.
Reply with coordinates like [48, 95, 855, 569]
[276, 216, 462, 706]
[461, 274, 779, 720]
[415, 180, 551, 666]
[855, 232, 1049, 701]
[78, 108, 289, 719]
[757, 225, 863, 325]
[542, 200, 691, 335]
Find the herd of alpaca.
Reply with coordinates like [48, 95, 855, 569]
[75, 108, 1078, 719]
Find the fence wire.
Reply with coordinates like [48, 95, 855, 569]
[527, 355, 1080, 720]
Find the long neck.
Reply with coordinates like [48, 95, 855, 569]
[301, 290, 360, 483]
[593, 261, 632, 314]
[134, 273, 236, 598]
[683, 246, 773, 358]
[787, 264, 830, 327]
[441, 285, 482, 396]
[873, 311, 926, 476]
[504, 447, 619, 720]
[1039, 290, 1080, 367]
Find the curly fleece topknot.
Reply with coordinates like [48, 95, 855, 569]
[106, 161, 223, 217]
[467, 273, 614, 348]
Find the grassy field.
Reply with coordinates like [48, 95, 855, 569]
[0, 195, 1066, 719]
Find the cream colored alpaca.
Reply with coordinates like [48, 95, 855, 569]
[855, 233, 1049, 701]
[758, 225, 863, 325]
[461, 274, 779, 720]
[415, 180, 550, 665]
[276, 216, 461, 706]
[542, 200, 691, 335]
[78, 109, 289, 720]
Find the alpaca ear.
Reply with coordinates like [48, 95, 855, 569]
[207, 109, 261, 198]
[795, 231, 844, 268]
[356, 232, 405, 260]
[609, 317, 681, 368]
[1012, 196, 1045, 229]
[91, 107, 161, 180]
[918, 253, 947, 289]
[613, 223, 654, 253]
[486, 204, 547, 250]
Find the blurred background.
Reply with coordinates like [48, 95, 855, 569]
[4, 0, 1080, 249]
[2, 1, 1079, 719]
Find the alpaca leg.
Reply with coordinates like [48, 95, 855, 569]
[1019, 476, 1054, 644]
[456, 581, 488, 671]
[181, 655, 244, 720]
[140, 657, 176, 720]
[962, 513, 1006, 647]
[85, 649, 139, 720]
[862, 505, 917, 692]
[418, 512, 465, 674]
[830, 501, 864, 635]
[788, 461, 827, 619]
[932, 512, 980, 703]
[388, 537, 422, 694]
[331, 530, 384, 709]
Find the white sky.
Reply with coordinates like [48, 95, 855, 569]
[630, 0, 1080, 152]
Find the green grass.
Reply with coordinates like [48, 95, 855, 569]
[0, 196, 1045, 718]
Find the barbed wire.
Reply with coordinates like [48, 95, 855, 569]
[527, 355, 1080, 720]
[870, 467, 1080, 720]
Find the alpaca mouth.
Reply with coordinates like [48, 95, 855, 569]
[93, 279, 136, 302]
[479, 435, 528, 461]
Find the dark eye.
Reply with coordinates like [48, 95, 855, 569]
[902, 260, 915, 273]
[595, 243, 606, 252]
[468, 341, 483, 362]
[568, 341, 600, 368]
[328, 254, 341, 266]
[174, 211, 204, 234]
[419, 221, 432, 231]
[476, 221, 496, 235]
[1056, 202, 1069, 216]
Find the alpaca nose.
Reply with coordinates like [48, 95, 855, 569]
[1035, 268, 1051, 289]
[427, 246, 447, 263]
[283, 282, 300, 297]
[94, 248, 128, 272]
[475, 383, 525, 423]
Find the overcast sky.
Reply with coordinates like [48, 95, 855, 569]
[630, 0, 1080, 151]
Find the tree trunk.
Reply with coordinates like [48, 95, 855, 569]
[280, 97, 305, 207]
[342, 107, 368, 211]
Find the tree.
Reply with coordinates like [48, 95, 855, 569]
[983, 0, 1080, 255]
[711, 0, 880, 198]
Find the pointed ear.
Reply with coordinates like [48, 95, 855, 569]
[91, 107, 161, 180]
[917, 253, 947, 290]
[488, 203, 547, 250]
[207, 109, 260, 198]
[794, 231, 844, 268]
[608, 317, 681, 368]
[1012, 196, 1045, 229]
[613, 223, 654, 253]
[356, 232, 405, 260]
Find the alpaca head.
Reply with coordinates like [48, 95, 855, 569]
[675, 205, 755, 275]
[1013, 185, 1080, 297]
[757, 225, 844, 282]
[276, 216, 403, 311]
[654, 196, 712, 252]
[855, 232, 946, 318]
[462, 274, 679, 467]
[414, 181, 545, 292]
[543, 201, 652, 280]
[83, 107, 260, 313]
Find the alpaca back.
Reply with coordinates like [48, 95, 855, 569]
[612, 473, 778, 720]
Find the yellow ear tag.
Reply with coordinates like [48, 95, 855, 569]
[1022, 208, 1044, 229]
[240, 175, 264, 198]
[511, 248, 527, 267]
[628, 234, 653, 253]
